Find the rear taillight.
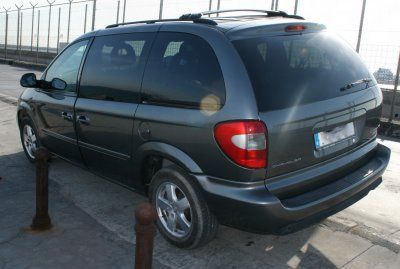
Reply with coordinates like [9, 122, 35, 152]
[214, 120, 267, 169]
[285, 25, 307, 32]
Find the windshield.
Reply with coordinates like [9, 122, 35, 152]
[233, 32, 375, 111]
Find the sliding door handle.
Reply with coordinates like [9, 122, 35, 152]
[77, 115, 90, 125]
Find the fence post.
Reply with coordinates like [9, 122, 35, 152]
[135, 203, 157, 269]
[56, 7, 61, 53]
[122, 0, 126, 23]
[67, 0, 72, 43]
[116, 0, 120, 23]
[4, 11, 9, 60]
[216, 0, 221, 16]
[275, 0, 279, 10]
[208, 0, 212, 17]
[294, 0, 299, 14]
[356, 0, 367, 53]
[15, 5, 23, 54]
[31, 147, 52, 231]
[389, 51, 400, 123]
[46, 1, 55, 53]
[91, 0, 96, 31]
[84, 4, 88, 33]
[36, 9, 40, 63]
[30, 2, 37, 51]
[19, 12, 23, 61]
[271, 0, 275, 10]
[158, 0, 163, 19]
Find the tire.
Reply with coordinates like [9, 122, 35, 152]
[149, 166, 218, 249]
[19, 117, 40, 163]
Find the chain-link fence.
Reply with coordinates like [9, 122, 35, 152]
[0, 0, 399, 123]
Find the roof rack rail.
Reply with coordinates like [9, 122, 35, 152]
[181, 9, 304, 20]
[106, 17, 217, 29]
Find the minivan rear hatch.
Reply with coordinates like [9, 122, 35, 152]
[232, 26, 382, 179]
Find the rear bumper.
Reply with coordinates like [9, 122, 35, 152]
[194, 142, 391, 234]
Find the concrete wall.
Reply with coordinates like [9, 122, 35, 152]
[0, 49, 56, 66]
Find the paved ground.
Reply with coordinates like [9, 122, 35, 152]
[1, 63, 400, 268]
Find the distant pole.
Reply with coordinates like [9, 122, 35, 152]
[46, 1, 55, 53]
[271, 0, 275, 10]
[19, 12, 23, 60]
[116, 0, 120, 23]
[91, 0, 96, 30]
[356, 0, 367, 53]
[275, 0, 279, 10]
[56, 7, 61, 53]
[294, 0, 299, 15]
[389, 51, 400, 123]
[158, 0, 163, 19]
[122, 0, 126, 23]
[67, 0, 72, 43]
[84, 4, 88, 33]
[15, 4, 23, 53]
[36, 10, 40, 63]
[216, 0, 220, 16]
[30, 2, 38, 51]
[4, 9, 9, 60]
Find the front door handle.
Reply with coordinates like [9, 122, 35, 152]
[61, 111, 73, 121]
[77, 115, 90, 125]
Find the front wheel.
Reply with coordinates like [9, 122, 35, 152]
[20, 117, 40, 163]
[149, 166, 218, 249]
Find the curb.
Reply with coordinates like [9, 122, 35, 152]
[0, 59, 47, 71]
[323, 216, 400, 253]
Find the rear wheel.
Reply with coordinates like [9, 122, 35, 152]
[20, 117, 40, 163]
[149, 166, 218, 249]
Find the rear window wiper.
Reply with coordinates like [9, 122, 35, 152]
[340, 78, 373, 92]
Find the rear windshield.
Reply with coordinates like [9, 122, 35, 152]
[233, 32, 374, 111]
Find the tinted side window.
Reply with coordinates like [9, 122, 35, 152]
[45, 40, 89, 92]
[142, 32, 225, 110]
[79, 33, 154, 103]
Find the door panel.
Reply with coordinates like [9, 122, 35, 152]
[75, 99, 137, 183]
[34, 39, 90, 164]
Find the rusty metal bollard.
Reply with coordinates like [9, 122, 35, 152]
[135, 203, 157, 269]
[31, 147, 52, 231]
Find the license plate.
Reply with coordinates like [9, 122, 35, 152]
[314, 122, 355, 149]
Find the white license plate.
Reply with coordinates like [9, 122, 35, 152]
[314, 122, 355, 149]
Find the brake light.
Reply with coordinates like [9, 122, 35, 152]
[214, 120, 267, 169]
[285, 25, 307, 32]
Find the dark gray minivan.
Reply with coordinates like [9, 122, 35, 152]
[18, 10, 391, 248]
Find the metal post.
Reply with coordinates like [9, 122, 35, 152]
[36, 10, 40, 63]
[208, 0, 212, 17]
[4, 10, 9, 60]
[67, 0, 73, 43]
[30, 2, 37, 51]
[271, 0, 275, 10]
[84, 4, 88, 33]
[30, 147, 52, 231]
[275, 0, 279, 10]
[19, 12, 23, 61]
[116, 0, 120, 23]
[294, 0, 299, 15]
[122, 0, 126, 23]
[91, 0, 96, 31]
[389, 51, 400, 123]
[134, 203, 157, 269]
[15, 5, 23, 53]
[158, 0, 163, 20]
[56, 7, 61, 53]
[46, 1, 55, 53]
[217, 0, 221, 16]
[356, 0, 367, 53]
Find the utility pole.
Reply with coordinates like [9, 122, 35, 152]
[67, 0, 73, 43]
[158, 0, 163, 19]
[91, 0, 96, 31]
[271, 0, 275, 10]
[294, 0, 299, 15]
[122, 0, 126, 23]
[15, 4, 23, 52]
[356, 0, 367, 53]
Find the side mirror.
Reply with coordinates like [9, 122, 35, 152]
[20, 73, 37, 88]
[51, 78, 67, 91]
